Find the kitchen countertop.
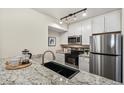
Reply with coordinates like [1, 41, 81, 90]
[0, 57, 122, 85]
[56, 50, 71, 54]
[56, 51, 90, 58]
[61, 44, 90, 49]
[79, 54, 90, 58]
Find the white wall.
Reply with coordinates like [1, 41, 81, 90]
[59, 31, 68, 44]
[48, 30, 61, 52]
[0, 8, 67, 58]
[45, 30, 62, 62]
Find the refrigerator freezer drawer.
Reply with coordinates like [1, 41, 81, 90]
[90, 53, 122, 82]
[101, 54, 122, 82]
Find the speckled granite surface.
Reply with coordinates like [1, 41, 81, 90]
[0, 57, 122, 85]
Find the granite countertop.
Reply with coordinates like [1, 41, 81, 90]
[79, 54, 90, 58]
[0, 57, 122, 85]
[56, 50, 70, 54]
[61, 44, 90, 49]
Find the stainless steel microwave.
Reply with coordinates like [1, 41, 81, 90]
[68, 35, 82, 44]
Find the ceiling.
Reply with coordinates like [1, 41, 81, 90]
[33, 8, 120, 24]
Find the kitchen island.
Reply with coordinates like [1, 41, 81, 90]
[0, 57, 121, 85]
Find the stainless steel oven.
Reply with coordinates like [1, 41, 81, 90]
[68, 35, 82, 44]
[65, 50, 83, 68]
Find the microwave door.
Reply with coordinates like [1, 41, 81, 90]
[77, 36, 82, 44]
[68, 36, 82, 44]
[68, 37, 76, 44]
[72, 38, 76, 44]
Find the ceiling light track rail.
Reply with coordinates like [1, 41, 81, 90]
[60, 8, 87, 20]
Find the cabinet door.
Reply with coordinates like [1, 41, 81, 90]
[105, 10, 121, 32]
[55, 53, 65, 64]
[79, 57, 89, 72]
[68, 22, 82, 36]
[81, 20, 92, 44]
[92, 15, 105, 34]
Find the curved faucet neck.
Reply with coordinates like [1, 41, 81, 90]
[42, 50, 56, 65]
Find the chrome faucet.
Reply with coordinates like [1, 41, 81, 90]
[42, 50, 56, 65]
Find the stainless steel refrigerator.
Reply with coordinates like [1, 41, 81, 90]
[90, 32, 122, 82]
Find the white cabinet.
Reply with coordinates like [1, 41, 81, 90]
[105, 10, 121, 32]
[81, 20, 92, 44]
[92, 15, 105, 34]
[55, 53, 65, 64]
[68, 22, 82, 36]
[79, 56, 89, 72]
[67, 10, 121, 44]
[92, 10, 121, 33]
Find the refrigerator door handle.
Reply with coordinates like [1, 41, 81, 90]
[90, 36, 93, 52]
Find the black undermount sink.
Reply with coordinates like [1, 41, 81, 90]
[43, 61, 79, 79]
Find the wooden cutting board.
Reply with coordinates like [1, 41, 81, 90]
[5, 62, 32, 70]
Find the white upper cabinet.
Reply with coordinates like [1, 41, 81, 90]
[104, 10, 121, 32]
[92, 15, 105, 34]
[68, 20, 92, 44]
[67, 10, 121, 44]
[81, 20, 92, 44]
[68, 22, 82, 36]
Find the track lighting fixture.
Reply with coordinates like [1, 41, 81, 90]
[82, 10, 87, 17]
[59, 8, 87, 24]
[65, 18, 68, 23]
[73, 15, 77, 21]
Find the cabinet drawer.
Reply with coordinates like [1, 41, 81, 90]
[56, 53, 65, 64]
[79, 57, 89, 72]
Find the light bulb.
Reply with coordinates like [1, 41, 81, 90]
[82, 11, 87, 17]
[60, 78, 63, 81]
[59, 20, 63, 24]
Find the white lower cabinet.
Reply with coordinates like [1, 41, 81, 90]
[55, 53, 65, 64]
[79, 56, 89, 72]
